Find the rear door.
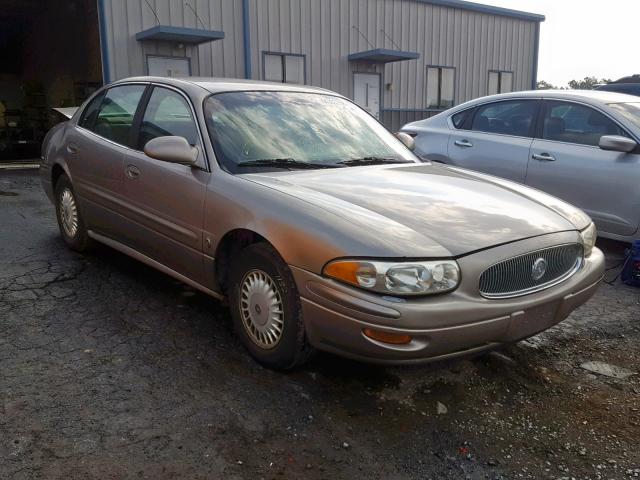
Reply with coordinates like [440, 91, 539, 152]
[526, 100, 640, 237]
[119, 85, 209, 284]
[69, 84, 147, 236]
[446, 99, 540, 183]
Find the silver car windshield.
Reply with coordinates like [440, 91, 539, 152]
[608, 102, 640, 130]
[203, 91, 417, 172]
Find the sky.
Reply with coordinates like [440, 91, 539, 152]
[480, 0, 639, 87]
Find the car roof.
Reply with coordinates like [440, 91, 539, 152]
[112, 76, 338, 96]
[466, 89, 639, 105]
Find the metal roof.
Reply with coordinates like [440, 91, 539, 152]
[135, 25, 225, 44]
[348, 49, 420, 64]
[417, 0, 545, 22]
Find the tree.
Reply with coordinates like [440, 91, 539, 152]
[567, 76, 612, 90]
[536, 80, 558, 90]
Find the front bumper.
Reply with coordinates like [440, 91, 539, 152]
[292, 231, 605, 364]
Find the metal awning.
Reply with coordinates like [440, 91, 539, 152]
[348, 48, 420, 63]
[135, 25, 225, 45]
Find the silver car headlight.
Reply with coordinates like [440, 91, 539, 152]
[580, 222, 597, 257]
[323, 259, 460, 296]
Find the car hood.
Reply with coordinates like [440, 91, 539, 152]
[242, 163, 590, 257]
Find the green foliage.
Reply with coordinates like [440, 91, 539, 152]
[537, 76, 613, 91]
[567, 76, 612, 90]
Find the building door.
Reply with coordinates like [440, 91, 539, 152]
[353, 73, 380, 119]
[147, 56, 191, 77]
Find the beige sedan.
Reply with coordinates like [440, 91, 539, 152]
[40, 77, 604, 369]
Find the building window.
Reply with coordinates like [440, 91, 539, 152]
[426, 66, 455, 109]
[488, 70, 514, 95]
[263, 52, 305, 84]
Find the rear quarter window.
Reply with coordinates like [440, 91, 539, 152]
[451, 109, 472, 129]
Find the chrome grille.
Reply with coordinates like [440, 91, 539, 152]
[479, 243, 583, 299]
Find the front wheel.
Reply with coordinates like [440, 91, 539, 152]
[229, 243, 313, 370]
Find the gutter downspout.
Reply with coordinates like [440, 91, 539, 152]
[97, 0, 111, 84]
[532, 21, 540, 90]
[242, 0, 252, 79]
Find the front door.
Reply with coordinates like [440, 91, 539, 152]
[120, 86, 209, 284]
[354, 73, 380, 119]
[526, 100, 640, 237]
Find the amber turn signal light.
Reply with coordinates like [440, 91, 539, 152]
[363, 328, 412, 345]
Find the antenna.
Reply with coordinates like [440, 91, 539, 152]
[185, 2, 207, 29]
[380, 28, 401, 50]
[351, 25, 375, 49]
[143, 0, 160, 25]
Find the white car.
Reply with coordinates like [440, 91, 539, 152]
[402, 90, 640, 243]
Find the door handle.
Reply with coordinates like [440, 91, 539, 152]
[454, 139, 473, 148]
[66, 143, 78, 155]
[125, 164, 140, 179]
[532, 153, 556, 161]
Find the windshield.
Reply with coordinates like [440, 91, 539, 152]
[203, 91, 418, 172]
[608, 102, 640, 130]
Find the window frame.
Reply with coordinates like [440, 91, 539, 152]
[467, 98, 541, 139]
[488, 70, 515, 95]
[534, 98, 634, 148]
[134, 84, 209, 170]
[76, 82, 150, 149]
[425, 65, 456, 110]
[75, 82, 210, 171]
[261, 51, 307, 84]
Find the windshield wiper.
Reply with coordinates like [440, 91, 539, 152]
[237, 158, 341, 170]
[337, 157, 413, 166]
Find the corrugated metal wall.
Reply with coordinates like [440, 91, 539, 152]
[101, 0, 538, 129]
[101, 0, 245, 80]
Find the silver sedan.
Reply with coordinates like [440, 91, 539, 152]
[402, 90, 640, 243]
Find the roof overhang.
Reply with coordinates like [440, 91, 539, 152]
[135, 25, 225, 45]
[416, 0, 545, 22]
[348, 48, 420, 64]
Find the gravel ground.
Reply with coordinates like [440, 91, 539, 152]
[1, 170, 639, 479]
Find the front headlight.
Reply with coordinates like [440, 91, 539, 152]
[580, 222, 597, 257]
[323, 259, 460, 296]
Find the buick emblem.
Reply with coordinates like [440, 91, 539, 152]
[531, 257, 547, 281]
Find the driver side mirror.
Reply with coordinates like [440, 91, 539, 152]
[144, 136, 198, 165]
[395, 132, 416, 151]
[599, 135, 637, 153]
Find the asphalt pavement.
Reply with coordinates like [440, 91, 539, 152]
[1, 170, 638, 479]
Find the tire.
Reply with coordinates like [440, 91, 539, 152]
[54, 174, 93, 252]
[229, 243, 314, 370]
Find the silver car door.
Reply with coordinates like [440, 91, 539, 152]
[526, 99, 640, 237]
[70, 84, 147, 237]
[119, 86, 209, 285]
[446, 99, 539, 183]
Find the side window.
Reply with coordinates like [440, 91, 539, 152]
[78, 92, 105, 130]
[542, 101, 628, 146]
[452, 108, 473, 129]
[138, 87, 200, 150]
[93, 85, 146, 146]
[471, 100, 537, 137]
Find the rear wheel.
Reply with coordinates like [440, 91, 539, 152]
[54, 175, 93, 252]
[229, 243, 313, 369]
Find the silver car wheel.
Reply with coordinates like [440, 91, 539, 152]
[239, 269, 284, 349]
[59, 188, 79, 238]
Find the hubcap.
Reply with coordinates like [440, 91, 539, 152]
[239, 270, 284, 349]
[59, 188, 79, 238]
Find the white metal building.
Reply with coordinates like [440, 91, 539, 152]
[0, 0, 544, 159]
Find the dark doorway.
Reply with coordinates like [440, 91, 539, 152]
[0, 0, 102, 161]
